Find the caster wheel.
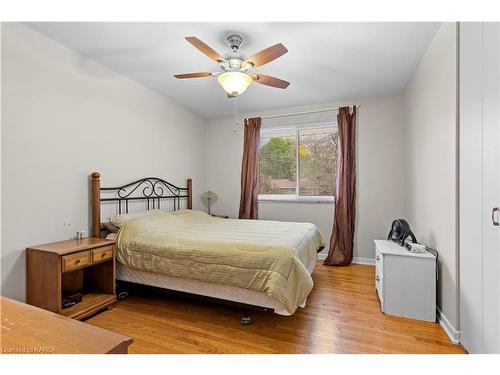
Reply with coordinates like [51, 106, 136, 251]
[241, 316, 252, 326]
[118, 291, 129, 300]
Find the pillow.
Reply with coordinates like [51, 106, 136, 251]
[102, 219, 119, 233]
[111, 209, 161, 228]
[105, 232, 117, 240]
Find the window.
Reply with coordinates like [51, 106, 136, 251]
[259, 124, 338, 202]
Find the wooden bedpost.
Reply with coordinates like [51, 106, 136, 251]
[91, 172, 101, 238]
[187, 178, 192, 210]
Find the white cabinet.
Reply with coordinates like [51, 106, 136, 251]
[374, 240, 436, 322]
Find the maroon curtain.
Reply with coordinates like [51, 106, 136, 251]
[238, 117, 261, 219]
[324, 106, 357, 266]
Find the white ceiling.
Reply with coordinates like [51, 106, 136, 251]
[25, 22, 440, 118]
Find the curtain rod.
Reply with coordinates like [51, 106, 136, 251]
[259, 105, 359, 120]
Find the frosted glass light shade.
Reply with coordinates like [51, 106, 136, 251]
[217, 72, 252, 95]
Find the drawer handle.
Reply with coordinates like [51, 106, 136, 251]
[75, 259, 81, 264]
[102, 253, 106, 258]
[376, 275, 379, 281]
[376, 255, 380, 261]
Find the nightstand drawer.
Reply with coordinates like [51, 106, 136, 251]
[375, 253, 383, 275]
[376, 272, 384, 303]
[92, 245, 114, 263]
[62, 251, 90, 272]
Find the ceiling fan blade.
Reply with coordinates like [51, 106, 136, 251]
[246, 43, 288, 68]
[174, 72, 212, 79]
[253, 73, 290, 89]
[185, 36, 224, 62]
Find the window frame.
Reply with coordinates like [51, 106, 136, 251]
[258, 121, 337, 204]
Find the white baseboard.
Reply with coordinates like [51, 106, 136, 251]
[436, 307, 461, 344]
[352, 257, 376, 266]
[317, 252, 375, 266]
[317, 252, 327, 260]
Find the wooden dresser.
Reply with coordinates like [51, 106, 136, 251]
[26, 237, 116, 320]
[1, 297, 132, 354]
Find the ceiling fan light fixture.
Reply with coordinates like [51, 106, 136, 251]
[175, 35, 289, 95]
[217, 72, 252, 96]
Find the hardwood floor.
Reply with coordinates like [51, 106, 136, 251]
[86, 263, 465, 354]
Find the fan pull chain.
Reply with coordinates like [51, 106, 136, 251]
[233, 96, 240, 133]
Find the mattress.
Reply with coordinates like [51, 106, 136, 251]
[116, 255, 317, 315]
[115, 210, 325, 314]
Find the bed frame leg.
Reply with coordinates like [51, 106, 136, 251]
[240, 312, 252, 326]
[117, 291, 129, 300]
[116, 281, 130, 300]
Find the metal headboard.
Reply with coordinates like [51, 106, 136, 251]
[90, 172, 192, 238]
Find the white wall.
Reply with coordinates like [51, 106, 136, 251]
[204, 95, 407, 260]
[1, 23, 207, 301]
[403, 23, 458, 328]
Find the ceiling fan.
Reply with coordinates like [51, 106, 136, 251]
[174, 34, 290, 98]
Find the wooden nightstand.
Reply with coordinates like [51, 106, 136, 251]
[211, 214, 229, 219]
[26, 237, 116, 320]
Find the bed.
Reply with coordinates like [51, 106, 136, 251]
[90, 172, 325, 323]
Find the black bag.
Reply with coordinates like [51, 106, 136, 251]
[387, 219, 417, 247]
